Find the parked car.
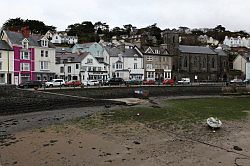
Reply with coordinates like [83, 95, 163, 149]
[162, 79, 175, 85]
[143, 80, 156, 85]
[45, 79, 65, 87]
[243, 79, 250, 84]
[126, 79, 143, 85]
[104, 77, 125, 85]
[230, 78, 243, 85]
[65, 80, 82, 87]
[18, 80, 43, 88]
[83, 80, 100, 86]
[177, 78, 190, 84]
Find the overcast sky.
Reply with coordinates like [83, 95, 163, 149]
[1, 0, 249, 32]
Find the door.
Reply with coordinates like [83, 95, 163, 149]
[8, 74, 12, 84]
[14, 76, 19, 85]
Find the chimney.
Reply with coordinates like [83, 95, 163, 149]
[21, 26, 30, 38]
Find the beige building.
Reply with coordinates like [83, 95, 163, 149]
[141, 46, 172, 81]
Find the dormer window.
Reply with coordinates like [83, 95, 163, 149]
[22, 39, 29, 49]
[134, 54, 138, 61]
[41, 39, 48, 47]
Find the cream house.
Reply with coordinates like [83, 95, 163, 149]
[34, 36, 56, 81]
[0, 40, 14, 84]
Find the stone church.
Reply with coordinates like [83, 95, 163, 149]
[161, 30, 229, 82]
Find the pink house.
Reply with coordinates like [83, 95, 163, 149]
[1, 28, 38, 84]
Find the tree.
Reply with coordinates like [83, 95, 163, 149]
[94, 21, 109, 34]
[214, 25, 226, 32]
[178, 26, 190, 33]
[123, 24, 133, 36]
[3, 18, 25, 31]
[2, 18, 56, 35]
[67, 21, 98, 43]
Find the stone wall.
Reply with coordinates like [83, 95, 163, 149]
[48, 85, 222, 99]
[0, 85, 124, 115]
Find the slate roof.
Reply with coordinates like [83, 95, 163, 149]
[104, 46, 122, 57]
[104, 46, 142, 58]
[4, 30, 55, 48]
[0, 40, 13, 51]
[123, 48, 142, 57]
[179, 45, 217, 55]
[74, 42, 96, 49]
[214, 48, 228, 56]
[56, 47, 72, 53]
[56, 52, 88, 63]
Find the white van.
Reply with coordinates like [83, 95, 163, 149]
[177, 78, 190, 84]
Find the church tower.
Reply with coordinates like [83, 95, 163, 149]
[161, 29, 180, 71]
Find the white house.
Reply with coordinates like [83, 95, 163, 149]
[49, 31, 78, 45]
[51, 33, 62, 44]
[104, 45, 144, 81]
[233, 54, 250, 75]
[34, 36, 56, 81]
[55, 52, 108, 82]
[0, 40, 14, 84]
[224, 36, 250, 48]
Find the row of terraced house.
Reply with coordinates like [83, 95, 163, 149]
[0, 28, 230, 85]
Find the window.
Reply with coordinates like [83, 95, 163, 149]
[76, 64, 79, 69]
[116, 62, 122, 69]
[0, 62, 2, 70]
[147, 72, 154, 78]
[134, 63, 137, 69]
[147, 56, 153, 61]
[112, 63, 115, 69]
[212, 57, 215, 68]
[21, 74, 30, 82]
[68, 66, 71, 73]
[41, 61, 49, 70]
[0, 51, 2, 58]
[21, 63, 30, 71]
[22, 40, 29, 49]
[21, 51, 30, 60]
[93, 67, 96, 71]
[98, 67, 101, 71]
[146, 64, 153, 69]
[184, 56, 188, 67]
[202, 58, 206, 68]
[134, 54, 138, 60]
[87, 58, 93, 64]
[193, 57, 198, 67]
[45, 51, 48, 57]
[41, 50, 44, 57]
[60, 67, 64, 73]
[41, 39, 48, 47]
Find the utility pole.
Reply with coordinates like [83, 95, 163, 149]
[7, 50, 10, 84]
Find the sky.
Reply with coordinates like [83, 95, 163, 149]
[0, 0, 249, 32]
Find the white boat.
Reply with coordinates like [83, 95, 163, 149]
[207, 117, 222, 128]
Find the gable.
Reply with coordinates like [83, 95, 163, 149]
[145, 47, 154, 54]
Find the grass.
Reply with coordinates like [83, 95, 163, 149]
[73, 97, 249, 130]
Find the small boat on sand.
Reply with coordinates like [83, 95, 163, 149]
[207, 117, 222, 128]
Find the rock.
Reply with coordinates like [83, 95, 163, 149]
[233, 146, 243, 151]
[133, 141, 141, 145]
